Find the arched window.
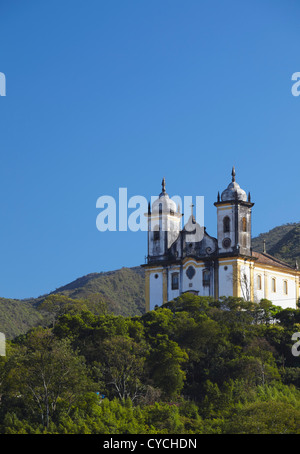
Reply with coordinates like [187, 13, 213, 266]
[242, 217, 247, 232]
[203, 269, 210, 286]
[242, 235, 247, 248]
[154, 231, 160, 241]
[223, 216, 230, 233]
[271, 278, 276, 293]
[153, 225, 160, 241]
[257, 274, 262, 290]
[171, 273, 179, 290]
[283, 280, 288, 295]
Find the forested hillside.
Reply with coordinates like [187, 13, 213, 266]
[252, 222, 300, 267]
[1, 294, 300, 434]
[1, 267, 146, 339]
[50, 266, 145, 317]
[0, 297, 44, 339]
[1, 221, 300, 434]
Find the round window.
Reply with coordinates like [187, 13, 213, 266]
[222, 238, 231, 249]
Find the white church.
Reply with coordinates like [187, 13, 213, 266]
[143, 168, 300, 311]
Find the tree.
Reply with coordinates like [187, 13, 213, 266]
[39, 294, 107, 328]
[228, 338, 280, 386]
[224, 401, 300, 434]
[231, 267, 251, 301]
[147, 334, 188, 399]
[253, 299, 282, 325]
[101, 336, 147, 402]
[2, 328, 92, 428]
[38, 294, 88, 327]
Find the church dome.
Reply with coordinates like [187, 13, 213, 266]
[221, 167, 247, 202]
[152, 178, 177, 213]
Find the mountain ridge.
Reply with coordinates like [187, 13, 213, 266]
[251, 222, 300, 267]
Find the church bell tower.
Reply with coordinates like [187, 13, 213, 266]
[214, 167, 254, 256]
[146, 178, 181, 263]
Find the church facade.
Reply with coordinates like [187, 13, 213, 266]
[143, 169, 300, 311]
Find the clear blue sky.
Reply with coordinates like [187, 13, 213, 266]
[0, 0, 299, 299]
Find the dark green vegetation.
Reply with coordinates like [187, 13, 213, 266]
[0, 221, 299, 435]
[252, 222, 300, 267]
[50, 266, 145, 316]
[1, 222, 299, 339]
[1, 294, 300, 434]
[1, 267, 146, 339]
[0, 298, 44, 339]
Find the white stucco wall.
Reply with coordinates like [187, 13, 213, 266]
[266, 271, 297, 309]
[219, 263, 233, 297]
[254, 266, 297, 309]
[149, 269, 163, 311]
[181, 261, 205, 295]
[148, 260, 299, 312]
[239, 262, 251, 301]
[253, 269, 265, 303]
[148, 213, 181, 258]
